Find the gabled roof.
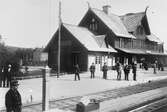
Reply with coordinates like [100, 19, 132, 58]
[44, 23, 116, 53]
[120, 12, 145, 32]
[90, 8, 134, 38]
[63, 24, 116, 52]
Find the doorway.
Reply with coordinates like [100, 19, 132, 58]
[72, 53, 79, 66]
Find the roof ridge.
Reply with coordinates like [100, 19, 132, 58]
[120, 11, 145, 17]
[91, 8, 120, 17]
[89, 7, 133, 38]
[63, 23, 89, 30]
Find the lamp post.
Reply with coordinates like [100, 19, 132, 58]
[41, 52, 50, 112]
[57, 1, 62, 78]
[42, 65, 50, 111]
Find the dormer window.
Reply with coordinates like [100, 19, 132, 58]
[137, 25, 144, 35]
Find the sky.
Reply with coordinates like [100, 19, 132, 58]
[0, 0, 167, 49]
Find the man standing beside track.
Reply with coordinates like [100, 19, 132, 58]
[102, 62, 108, 79]
[90, 63, 95, 78]
[116, 61, 122, 80]
[7, 64, 12, 87]
[5, 80, 22, 112]
[74, 64, 80, 81]
[124, 63, 130, 81]
[132, 61, 137, 81]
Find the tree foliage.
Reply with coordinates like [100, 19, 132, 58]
[0, 42, 9, 66]
[0, 41, 19, 69]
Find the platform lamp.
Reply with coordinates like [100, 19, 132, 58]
[41, 52, 50, 112]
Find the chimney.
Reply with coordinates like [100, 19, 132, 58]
[102, 5, 111, 14]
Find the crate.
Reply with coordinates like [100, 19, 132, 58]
[76, 102, 99, 112]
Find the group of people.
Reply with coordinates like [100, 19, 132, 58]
[0, 63, 22, 112]
[102, 61, 137, 81]
[74, 61, 138, 81]
[0, 64, 13, 87]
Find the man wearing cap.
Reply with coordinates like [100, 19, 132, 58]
[5, 80, 22, 112]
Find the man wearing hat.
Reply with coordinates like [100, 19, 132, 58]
[5, 80, 22, 112]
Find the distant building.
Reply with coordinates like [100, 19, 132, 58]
[33, 48, 48, 66]
[33, 48, 43, 62]
[44, 5, 167, 72]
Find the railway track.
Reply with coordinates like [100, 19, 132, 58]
[129, 97, 167, 112]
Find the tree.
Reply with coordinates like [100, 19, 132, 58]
[0, 38, 19, 69]
[0, 40, 8, 66]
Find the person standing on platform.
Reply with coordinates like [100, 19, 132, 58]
[132, 61, 137, 81]
[116, 61, 122, 80]
[90, 63, 95, 78]
[1, 66, 5, 87]
[3, 65, 8, 87]
[7, 64, 12, 87]
[153, 62, 157, 74]
[5, 80, 22, 112]
[123, 63, 130, 81]
[102, 62, 108, 79]
[74, 64, 80, 81]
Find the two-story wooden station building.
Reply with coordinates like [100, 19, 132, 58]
[44, 5, 166, 73]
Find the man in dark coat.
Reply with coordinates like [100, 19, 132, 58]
[132, 61, 137, 81]
[115, 61, 122, 80]
[74, 64, 80, 81]
[102, 63, 108, 79]
[5, 80, 22, 112]
[7, 64, 12, 87]
[123, 63, 130, 81]
[89, 63, 95, 78]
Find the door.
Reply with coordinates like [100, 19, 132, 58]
[72, 53, 79, 66]
[95, 56, 102, 72]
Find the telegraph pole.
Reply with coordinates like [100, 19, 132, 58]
[57, 1, 61, 78]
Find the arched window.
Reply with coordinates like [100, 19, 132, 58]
[89, 18, 97, 31]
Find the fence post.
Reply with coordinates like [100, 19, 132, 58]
[42, 66, 50, 112]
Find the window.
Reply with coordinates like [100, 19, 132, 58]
[137, 26, 144, 35]
[95, 56, 101, 64]
[89, 18, 97, 31]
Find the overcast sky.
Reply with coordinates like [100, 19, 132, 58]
[0, 0, 167, 49]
